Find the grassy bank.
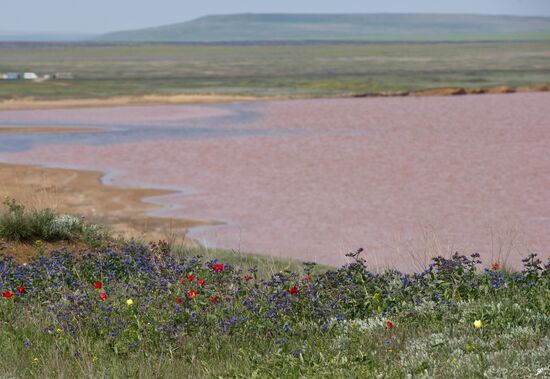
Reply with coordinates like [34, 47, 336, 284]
[0, 202, 548, 377]
[1, 41, 549, 100]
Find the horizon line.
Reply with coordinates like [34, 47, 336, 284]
[3, 11, 549, 35]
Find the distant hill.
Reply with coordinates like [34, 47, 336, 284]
[97, 13, 550, 43]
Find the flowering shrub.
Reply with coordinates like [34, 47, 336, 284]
[48, 214, 83, 239]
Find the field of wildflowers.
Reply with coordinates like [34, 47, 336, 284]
[0, 235, 548, 377]
[0, 199, 548, 377]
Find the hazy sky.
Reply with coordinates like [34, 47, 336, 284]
[3, 0, 550, 33]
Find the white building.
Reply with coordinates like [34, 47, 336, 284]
[23, 72, 38, 80]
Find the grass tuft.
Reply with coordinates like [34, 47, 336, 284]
[0, 197, 108, 243]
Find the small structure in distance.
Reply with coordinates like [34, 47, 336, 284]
[23, 72, 39, 80]
[2, 72, 21, 80]
[0, 72, 75, 80]
[53, 72, 75, 80]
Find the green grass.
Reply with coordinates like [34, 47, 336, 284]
[1, 299, 548, 378]
[1, 41, 549, 100]
[0, 197, 107, 243]
[172, 244, 328, 279]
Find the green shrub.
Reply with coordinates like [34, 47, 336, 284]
[0, 198, 107, 243]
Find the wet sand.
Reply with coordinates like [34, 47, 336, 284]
[0, 163, 210, 243]
[0, 94, 268, 111]
[0, 92, 548, 270]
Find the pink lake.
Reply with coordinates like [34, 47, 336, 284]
[0, 93, 549, 270]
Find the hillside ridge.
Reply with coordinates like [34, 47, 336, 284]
[97, 13, 550, 42]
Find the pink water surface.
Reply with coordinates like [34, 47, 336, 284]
[1, 93, 549, 270]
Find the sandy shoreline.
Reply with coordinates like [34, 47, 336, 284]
[0, 163, 212, 244]
[0, 94, 276, 111]
[0, 84, 548, 111]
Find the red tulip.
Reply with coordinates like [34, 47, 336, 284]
[213, 264, 224, 272]
[198, 279, 205, 286]
[491, 262, 500, 271]
[210, 296, 218, 303]
[243, 275, 252, 282]
[93, 281, 103, 289]
[175, 298, 183, 304]
[16, 285, 25, 294]
[386, 321, 394, 330]
[186, 275, 194, 282]
[2, 291, 13, 299]
[187, 290, 196, 299]
[99, 293, 107, 301]
[289, 286, 298, 295]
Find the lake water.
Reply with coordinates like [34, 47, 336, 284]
[1, 93, 549, 270]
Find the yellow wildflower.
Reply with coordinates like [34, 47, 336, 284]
[473, 320, 483, 329]
[126, 299, 134, 306]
